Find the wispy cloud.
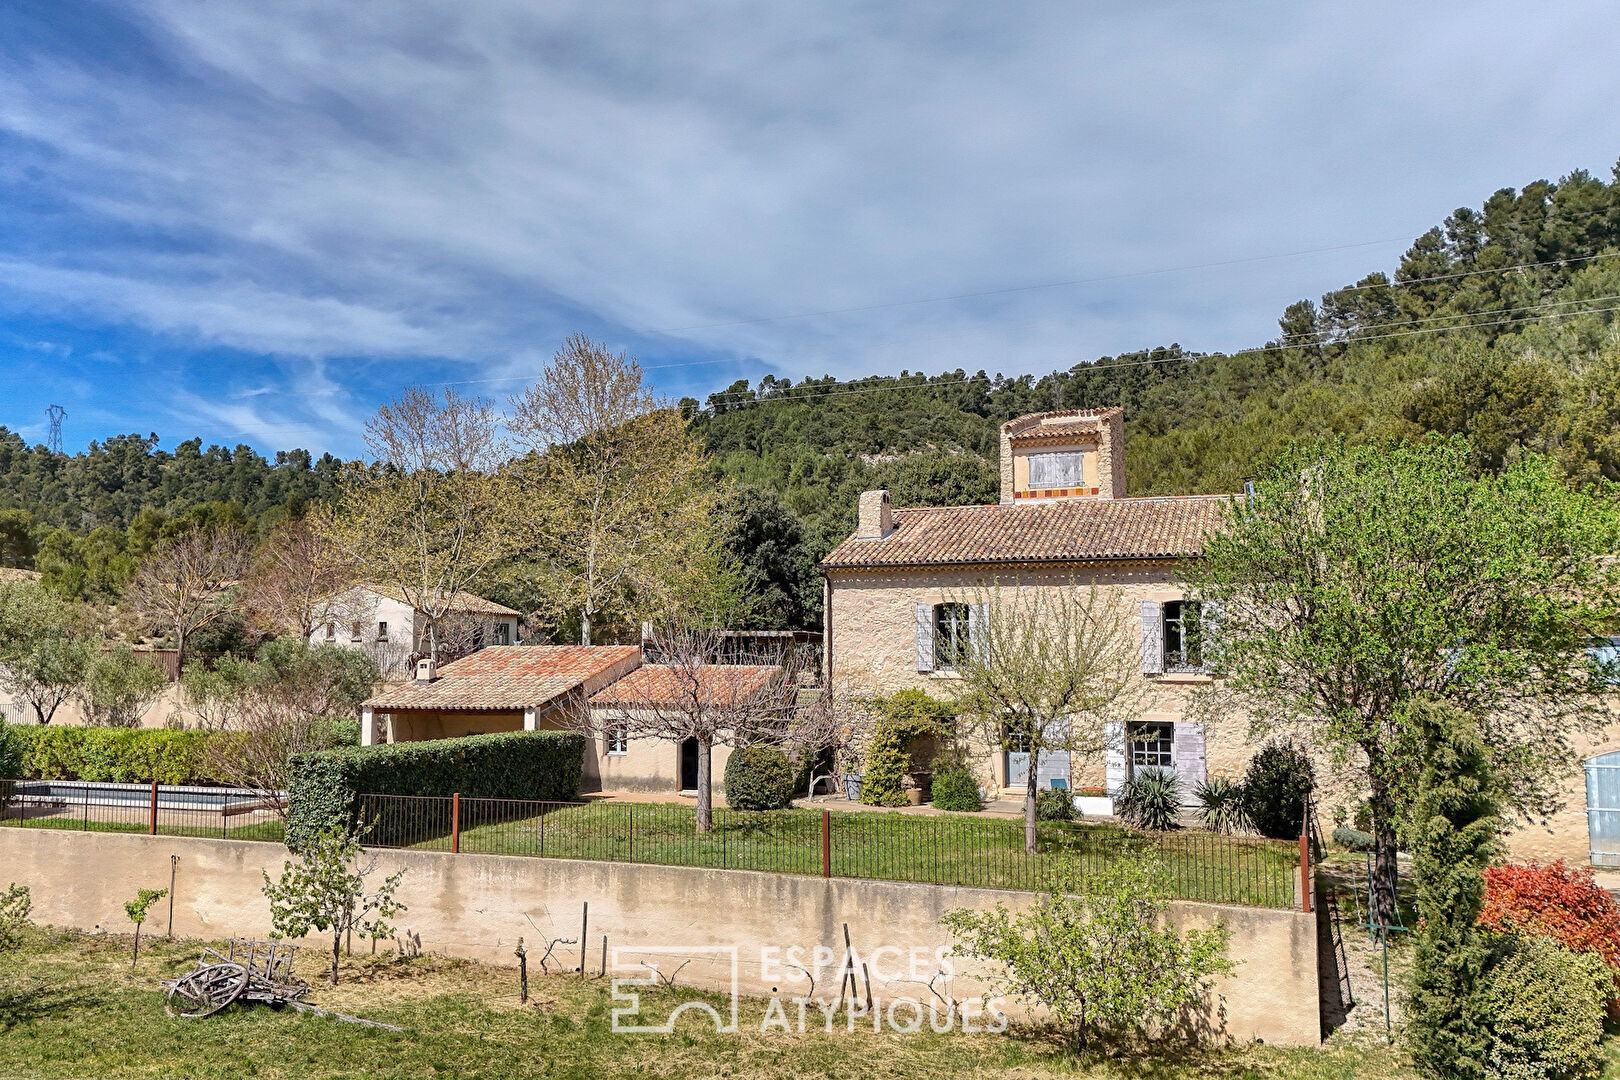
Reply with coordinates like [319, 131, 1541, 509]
[1, 1, 1618, 455]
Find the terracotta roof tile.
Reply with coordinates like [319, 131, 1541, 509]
[821, 496, 1230, 569]
[589, 665, 779, 707]
[365, 645, 639, 711]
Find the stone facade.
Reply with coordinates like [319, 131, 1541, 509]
[998, 407, 1127, 504]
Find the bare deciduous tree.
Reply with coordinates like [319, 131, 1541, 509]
[951, 585, 1142, 853]
[781, 679, 883, 799]
[321, 387, 522, 662]
[242, 518, 356, 639]
[508, 337, 732, 644]
[125, 526, 252, 669]
[582, 626, 800, 832]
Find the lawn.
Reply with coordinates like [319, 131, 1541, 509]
[0, 805, 285, 844]
[369, 797, 1302, 908]
[0, 926, 1411, 1080]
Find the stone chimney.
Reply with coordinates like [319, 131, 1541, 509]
[415, 657, 438, 683]
[855, 489, 894, 539]
[998, 407, 1127, 504]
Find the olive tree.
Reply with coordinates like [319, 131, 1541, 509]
[1185, 436, 1619, 927]
[0, 580, 95, 724]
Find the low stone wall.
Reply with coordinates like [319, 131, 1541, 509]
[0, 828, 1320, 1046]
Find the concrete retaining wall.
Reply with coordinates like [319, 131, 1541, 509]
[0, 828, 1320, 1046]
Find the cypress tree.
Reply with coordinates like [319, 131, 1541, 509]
[1404, 697, 1501, 1080]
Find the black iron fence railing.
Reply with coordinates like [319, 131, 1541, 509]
[357, 793, 1304, 909]
[0, 779, 286, 842]
[0, 780, 1305, 910]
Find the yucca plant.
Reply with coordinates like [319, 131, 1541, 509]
[1116, 768, 1182, 831]
[1194, 776, 1252, 835]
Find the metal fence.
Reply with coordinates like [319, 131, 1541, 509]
[0, 780, 285, 842]
[358, 793, 1305, 909]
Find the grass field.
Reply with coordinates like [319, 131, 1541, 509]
[0, 926, 1422, 1080]
[369, 797, 1302, 908]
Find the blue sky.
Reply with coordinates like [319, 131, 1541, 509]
[2, 1, 1619, 460]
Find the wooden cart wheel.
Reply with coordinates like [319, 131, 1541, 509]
[165, 962, 249, 1018]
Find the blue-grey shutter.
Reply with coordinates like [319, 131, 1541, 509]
[915, 602, 935, 673]
[1104, 720, 1127, 794]
[1200, 600, 1223, 673]
[1139, 601, 1164, 675]
[1172, 722, 1206, 792]
[968, 601, 990, 664]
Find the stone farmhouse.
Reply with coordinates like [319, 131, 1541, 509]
[821, 406, 1620, 865]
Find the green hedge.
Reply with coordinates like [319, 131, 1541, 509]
[12, 726, 218, 784]
[723, 746, 796, 811]
[286, 731, 585, 850]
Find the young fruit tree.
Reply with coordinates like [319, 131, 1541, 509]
[950, 585, 1141, 853]
[582, 625, 799, 833]
[507, 336, 734, 644]
[1185, 436, 1620, 928]
[124, 887, 168, 967]
[943, 853, 1232, 1048]
[263, 827, 405, 986]
[125, 525, 252, 669]
[320, 387, 522, 663]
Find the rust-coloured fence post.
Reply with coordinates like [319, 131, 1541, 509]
[451, 792, 461, 854]
[821, 810, 831, 879]
[1299, 826, 1311, 913]
[149, 781, 159, 835]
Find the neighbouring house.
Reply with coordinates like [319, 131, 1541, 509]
[821, 405, 1620, 867]
[360, 645, 640, 744]
[822, 407, 1229, 800]
[585, 664, 780, 794]
[309, 584, 522, 678]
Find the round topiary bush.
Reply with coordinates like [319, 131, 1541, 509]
[1479, 936, 1608, 1080]
[723, 746, 797, 811]
[1242, 739, 1316, 840]
[1034, 788, 1075, 821]
[930, 762, 983, 812]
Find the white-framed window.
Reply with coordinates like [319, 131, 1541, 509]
[1128, 720, 1174, 772]
[605, 722, 629, 756]
[376, 621, 388, 642]
[1162, 601, 1203, 672]
[934, 602, 971, 669]
[1027, 449, 1086, 489]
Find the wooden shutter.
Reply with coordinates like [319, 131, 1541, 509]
[1199, 600, 1223, 673]
[1173, 722, 1207, 791]
[1139, 601, 1164, 675]
[915, 603, 935, 673]
[968, 601, 990, 664]
[1104, 719, 1127, 794]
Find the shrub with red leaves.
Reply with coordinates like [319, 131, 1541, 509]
[1480, 860, 1620, 968]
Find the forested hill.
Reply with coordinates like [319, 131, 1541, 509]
[2, 162, 1619, 622]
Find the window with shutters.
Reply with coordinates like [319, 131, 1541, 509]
[1129, 721, 1174, 772]
[1162, 601, 1204, 672]
[1026, 450, 1087, 489]
[934, 603, 971, 669]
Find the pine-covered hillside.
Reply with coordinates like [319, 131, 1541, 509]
[2, 162, 1619, 626]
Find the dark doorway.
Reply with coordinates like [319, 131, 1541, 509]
[680, 737, 700, 791]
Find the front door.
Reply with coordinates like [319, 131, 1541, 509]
[680, 737, 700, 792]
[1004, 721, 1070, 790]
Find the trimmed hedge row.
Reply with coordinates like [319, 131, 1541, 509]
[286, 731, 585, 850]
[10, 726, 218, 784]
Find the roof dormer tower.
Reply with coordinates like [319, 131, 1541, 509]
[998, 407, 1126, 505]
